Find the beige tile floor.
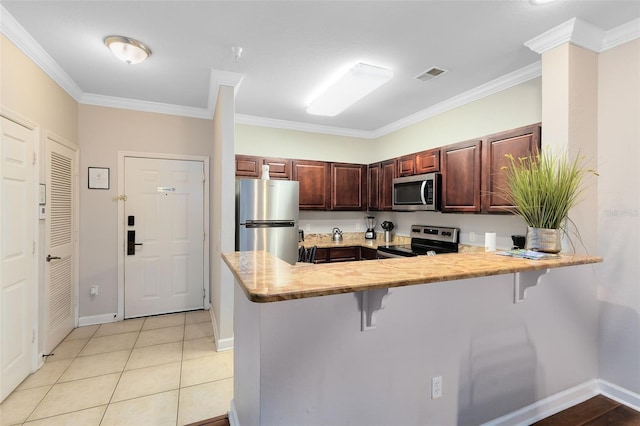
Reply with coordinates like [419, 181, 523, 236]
[0, 310, 233, 426]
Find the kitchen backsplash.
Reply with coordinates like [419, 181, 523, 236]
[300, 210, 528, 250]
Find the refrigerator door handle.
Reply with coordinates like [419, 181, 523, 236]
[243, 220, 296, 228]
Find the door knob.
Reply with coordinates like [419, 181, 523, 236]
[46, 254, 61, 262]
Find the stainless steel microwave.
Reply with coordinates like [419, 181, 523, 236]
[392, 173, 440, 211]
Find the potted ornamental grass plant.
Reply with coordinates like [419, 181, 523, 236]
[500, 147, 597, 253]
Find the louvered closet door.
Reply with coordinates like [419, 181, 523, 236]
[44, 138, 76, 354]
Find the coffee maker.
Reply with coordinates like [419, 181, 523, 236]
[365, 216, 376, 240]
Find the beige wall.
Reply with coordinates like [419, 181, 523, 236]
[235, 125, 373, 164]
[1, 35, 78, 142]
[211, 85, 236, 349]
[78, 105, 213, 318]
[1, 34, 79, 357]
[374, 77, 542, 162]
[597, 39, 640, 393]
[236, 78, 542, 167]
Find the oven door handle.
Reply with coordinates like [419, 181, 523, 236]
[420, 181, 427, 205]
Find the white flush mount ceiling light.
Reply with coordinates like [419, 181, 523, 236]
[104, 36, 152, 64]
[306, 63, 393, 116]
[530, 0, 557, 4]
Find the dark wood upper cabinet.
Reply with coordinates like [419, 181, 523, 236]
[263, 157, 292, 180]
[415, 149, 440, 174]
[292, 160, 331, 210]
[235, 155, 261, 178]
[397, 155, 416, 177]
[331, 163, 367, 211]
[379, 159, 396, 211]
[441, 139, 482, 213]
[481, 124, 541, 213]
[367, 163, 381, 211]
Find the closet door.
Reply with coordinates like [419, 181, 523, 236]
[44, 136, 77, 354]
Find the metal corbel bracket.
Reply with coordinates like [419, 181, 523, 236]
[514, 269, 549, 303]
[360, 288, 391, 331]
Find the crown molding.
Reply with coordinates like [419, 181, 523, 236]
[524, 16, 640, 55]
[371, 61, 542, 139]
[0, 5, 83, 101]
[235, 114, 376, 139]
[80, 93, 213, 119]
[601, 18, 640, 51]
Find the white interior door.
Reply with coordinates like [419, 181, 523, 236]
[124, 157, 205, 318]
[44, 137, 77, 354]
[1, 117, 35, 402]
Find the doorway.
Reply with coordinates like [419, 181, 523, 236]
[122, 155, 208, 319]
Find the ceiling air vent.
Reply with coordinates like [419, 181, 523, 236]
[414, 67, 447, 82]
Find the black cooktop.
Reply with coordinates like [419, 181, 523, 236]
[377, 225, 459, 257]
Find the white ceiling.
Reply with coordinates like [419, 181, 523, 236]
[2, 1, 639, 138]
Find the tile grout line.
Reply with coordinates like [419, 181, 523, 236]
[19, 325, 98, 425]
[98, 320, 144, 425]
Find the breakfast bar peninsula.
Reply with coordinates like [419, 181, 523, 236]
[223, 250, 602, 425]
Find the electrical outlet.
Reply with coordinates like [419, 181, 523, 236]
[90, 285, 99, 296]
[356, 223, 361, 231]
[305, 223, 311, 232]
[432, 376, 442, 399]
[469, 232, 476, 242]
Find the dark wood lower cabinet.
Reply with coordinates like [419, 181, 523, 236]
[311, 246, 375, 263]
[360, 247, 378, 260]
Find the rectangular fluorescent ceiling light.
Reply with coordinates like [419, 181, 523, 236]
[306, 63, 393, 116]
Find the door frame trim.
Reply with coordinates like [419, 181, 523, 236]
[116, 151, 210, 320]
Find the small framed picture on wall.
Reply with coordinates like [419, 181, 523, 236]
[88, 167, 110, 189]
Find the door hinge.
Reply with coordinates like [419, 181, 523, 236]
[33, 241, 36, 255]
[33, 152, 37, 165]
[32, 330, 36, 343]
[202, 288, 205, 300]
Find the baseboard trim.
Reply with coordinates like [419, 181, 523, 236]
[482, 380, 600, 426]
[228, 399, 240, 426]
[483, 379, 640, 426]
[78, 313, 118, 326]
[599, 379, 640, 411]
[211, 309, 234, 351]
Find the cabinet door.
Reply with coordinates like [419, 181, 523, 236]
[331, 163, 367, 211]
[360, 247, 378, 260]
[380, 159, 397, 211]
[263, 157, 292, 180]
[313, 248, 329, 264]
[235, 155, 261, 178]
[397, 155, 415, 177]
[482, 124, 541, 213]
[415, 149, 440, 174]
[329, 247, 360, 262]
[368, 163, 380, 211]
[441, 139, 482, 212]
[292, 160, 331, 210]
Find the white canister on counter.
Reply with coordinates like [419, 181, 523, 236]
[485, 232, 497, 252]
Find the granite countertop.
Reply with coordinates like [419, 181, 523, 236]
[222, 250, 603, 303]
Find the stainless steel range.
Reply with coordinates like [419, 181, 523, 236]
[376, 225, 459, 258]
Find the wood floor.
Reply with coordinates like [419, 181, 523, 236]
[185, 414, 230, 426]
[533, 395, 640, 425]
[188, 395, 640, 426]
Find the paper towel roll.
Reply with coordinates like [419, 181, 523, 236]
[261, 164, 270, 180]
[485, 232, 496, 252]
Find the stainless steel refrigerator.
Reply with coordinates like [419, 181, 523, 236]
[236, 179, 299, 265]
